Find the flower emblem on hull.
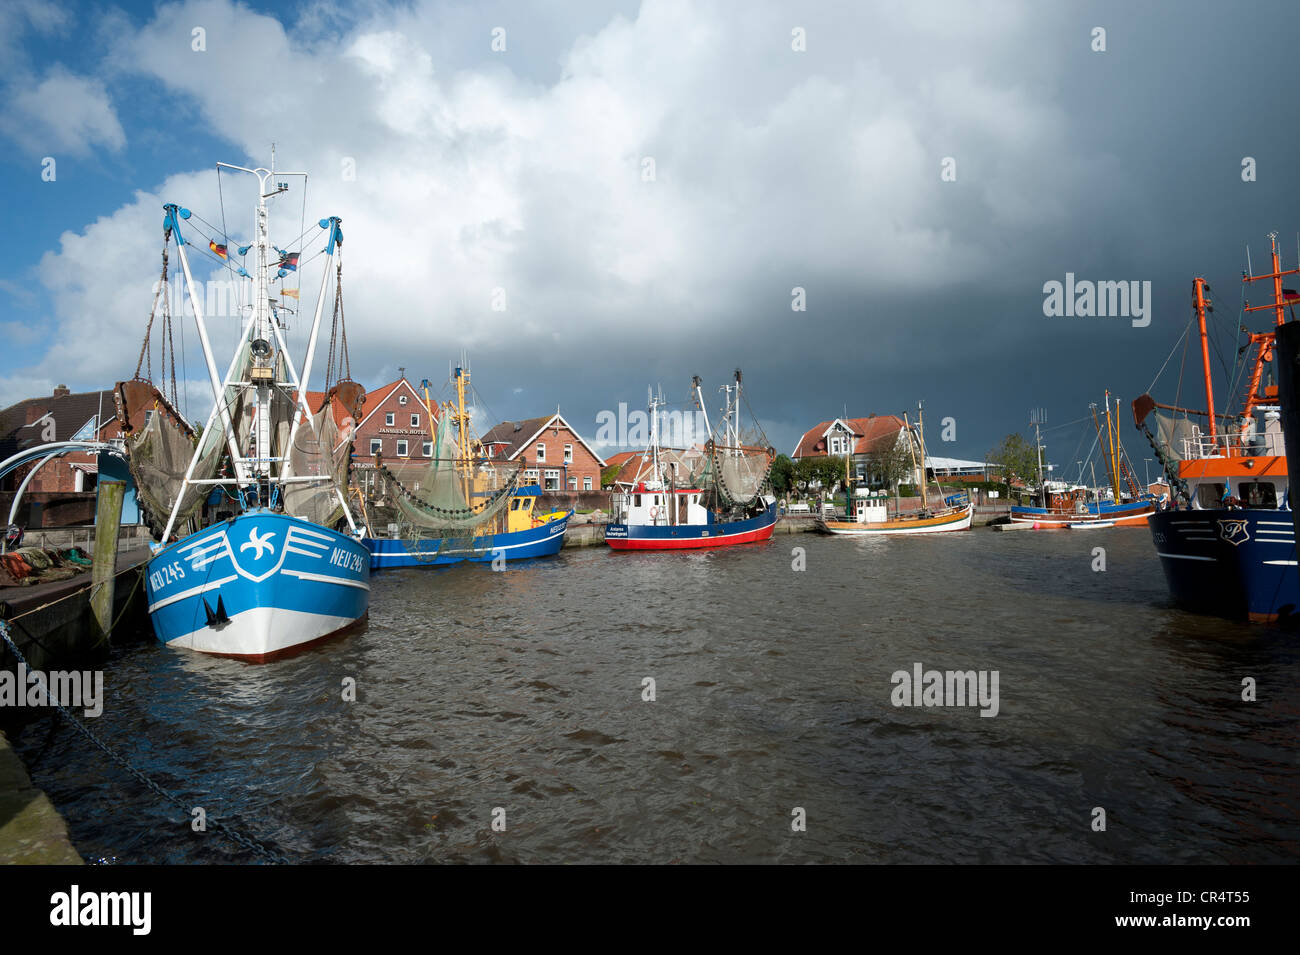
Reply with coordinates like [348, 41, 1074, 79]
[240, 526, 277, 560]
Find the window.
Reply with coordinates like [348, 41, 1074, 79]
[634, 494, 642, 507]
[568, 477, 577, 489]
[385, 413, 395, 426]
[422, 441, 432, 457]
[399, 395, 408, 406]
[143, 409, 154, 426]
[411, 413, 419, 427]
[396, 439, 408, 456]
[544, 469, 561, 490]
[370, 439, 382, 455]
[536, 443, 546, 462]
[564, 443, 573, 463]
[583, 476, 592, 491]
[510, 499, 521, 511]
[1241, 482, 1278, 508]
[1195, 483, 1225, 509]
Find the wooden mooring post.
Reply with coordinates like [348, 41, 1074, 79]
[90, 479, 125, 641]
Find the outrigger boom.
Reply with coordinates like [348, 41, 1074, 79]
[156, 161, 358, 544]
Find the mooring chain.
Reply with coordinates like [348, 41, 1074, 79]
[0, 621, 293, 865]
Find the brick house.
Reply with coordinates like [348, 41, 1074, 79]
[0, 384, 125, 526]
[792, 415, 915, 486]
[350, 377, 438, 461]
[480, 413, 605, 493]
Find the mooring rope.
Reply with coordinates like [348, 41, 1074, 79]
[0, 619, 293, 864]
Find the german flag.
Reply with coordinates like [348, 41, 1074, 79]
[277, 251, 299, 272]
[209, 240, 228, 260]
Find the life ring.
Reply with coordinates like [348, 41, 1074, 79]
[649, 505, 659, 520]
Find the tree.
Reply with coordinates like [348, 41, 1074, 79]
[864, 434, 912, 491]
[769, 453, 796, 497]
[811, 455, 847, 495]
[793, 456, 821, 495]
[988, 432, 1040, 498]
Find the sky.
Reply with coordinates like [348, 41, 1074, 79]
[2, 0, 1299, 473]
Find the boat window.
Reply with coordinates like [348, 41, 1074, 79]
[1195, 483, 1226, 509]
[510, 499, 520, 510]
[634, 494, 642, 507]
[1240, 482, 1278, 508]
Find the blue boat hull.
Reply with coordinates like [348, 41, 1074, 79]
[365, 513, 571, 568]
[1011, 498, 1154, 523]
[1148, 509, 1300, 623]
[145, 510, 371, 659]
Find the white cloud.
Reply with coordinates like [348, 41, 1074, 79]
[0, 67, 126, 157]
[8, 0, 1123, 440]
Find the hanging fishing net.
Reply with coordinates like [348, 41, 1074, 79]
[379, 415, 523, 536]
[277, 392, 352, 527]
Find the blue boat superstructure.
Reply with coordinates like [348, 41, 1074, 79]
[366, 510, 571, 568]
[146, 510, 370, 659]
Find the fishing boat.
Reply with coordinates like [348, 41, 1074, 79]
[361, 363, 571, 566]
[606, 371, 777, 550]
[822, 404, 973, 535]
[1009, 393, 1156, 528]
[1133, 234, 1295, 623]
[826, 405, 972, 537]
[128, 158, 370, 659]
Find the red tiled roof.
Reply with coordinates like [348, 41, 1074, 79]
[792, 415, 905, 458]
[603, 450, 641, 468]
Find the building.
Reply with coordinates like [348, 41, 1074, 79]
[792, 415, 913, 486]
[480, 413, 605, 493]
[350, 377, 437, 462]
[0, 384, 125, 526]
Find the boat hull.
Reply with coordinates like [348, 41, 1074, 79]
[145, 511, 370, 660]
[365, 513, 571, 568]
[605, 503, 777, 550]
[1010, 500, 1155, 528]
[1149, 509, 1300, 623]
[822, 502, 973, 535]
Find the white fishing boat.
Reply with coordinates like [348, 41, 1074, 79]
[124, 156, 370, 659]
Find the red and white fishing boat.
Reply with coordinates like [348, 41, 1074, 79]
[606, 371, 777, 551]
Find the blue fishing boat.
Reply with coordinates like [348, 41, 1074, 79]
[367, 485, 570, 567]
[125, 155, 371, 659]
[361, 363, 571, 566]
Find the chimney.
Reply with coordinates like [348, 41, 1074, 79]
[53, 384, 70, 398]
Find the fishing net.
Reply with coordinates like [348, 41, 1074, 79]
[380, 415, 522, 535]
[706, 443, 773, 507]
[126, 398, 225, 537]
[277, 392, 351, 527]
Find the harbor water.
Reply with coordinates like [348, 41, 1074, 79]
[15, 530, 1300, 863]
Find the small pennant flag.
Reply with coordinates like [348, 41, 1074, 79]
[209, 240, 228, 260]
[277, 251, 299, 271]
[279, 287, 299, 299]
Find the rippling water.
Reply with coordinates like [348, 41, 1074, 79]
[14, 529, 1300, 863]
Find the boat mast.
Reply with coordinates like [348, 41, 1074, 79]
[1193, 277, 1217, 445]
[916, 402, 931, 509]
[1104, 391, 1122, 501]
